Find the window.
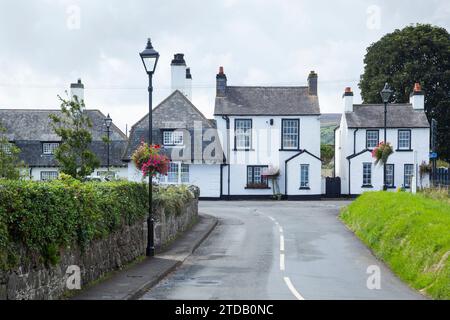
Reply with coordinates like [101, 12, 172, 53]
[163, 131, 184, 146]
[247, 166, 268, 188]
[235, 119, 252, 150]
[404, 164, 414, 188]
[42, 142, 59, 155]
[366, 130, 379, 149]
[159, 162, 189, 184]
[282, 119, 299, 149]
[167, 162, 179, 183]
[181, 164, 190, 183]
[363, 163, 372, 186]
[385, 164, 394, 187]
[300, 164, 310, 188]
[398, 130, 411, 150]
[1, 142, 13, 155]
[41, 171, 58, 181]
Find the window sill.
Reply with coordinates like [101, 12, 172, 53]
[386, 185, 396, 189]
[395, 149, 412, 152]
[361, 185, 373, 188]
[279, 148, 302, 152]
[163, 145, 185, 148]
[233, 149, 255, 152]
[245, 186, 271, 190]
[299, 187, 311, 190]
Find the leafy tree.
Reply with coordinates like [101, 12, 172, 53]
[321, 144, 334, 165]
[359, 24, 450, 161]
[0, 125, 24, 180]
[49, 96, 100, 180]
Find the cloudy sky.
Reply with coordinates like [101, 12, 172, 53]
[0, 0, 449, 134]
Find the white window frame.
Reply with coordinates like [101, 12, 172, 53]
[404, 164, 414, 188]
[41, 171, 59, 181]
[300, 164, 310, 188]
[282, 119, 300, 150]
[366, 130, 379, 149]
[163, 131, 184, 146]
[363, 162, 372, 186]
[398, 130, 411, 150]
[235, 119, 252, 150]
[42, 142, 59, 155]
[1, 142, 13, 155]
[159, 162, 189, 185]
[385, 164, 394, 187]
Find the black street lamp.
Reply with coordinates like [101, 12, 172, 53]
[104, 113, 113, 172]
[140, 38, 160, 257]
[380, 83, 393, 191]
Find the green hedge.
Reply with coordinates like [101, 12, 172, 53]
[341, 192, 450, 300]
[0, 178, 148, 270]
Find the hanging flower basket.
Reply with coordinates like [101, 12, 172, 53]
[371, 141, 393, 166]
[132, 142, 170, 178]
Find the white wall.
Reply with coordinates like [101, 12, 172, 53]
[286, 152, 322, 195]
[215, 115, 321, 196]
[189, 164, 221, 198]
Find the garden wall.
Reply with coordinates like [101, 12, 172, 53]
[0, 181, 199, 300]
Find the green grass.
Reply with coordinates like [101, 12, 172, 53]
[340, 191, 450, 300]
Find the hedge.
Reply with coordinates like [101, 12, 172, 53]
[0, 178, 148, 270]
[341, 191, 450, 300]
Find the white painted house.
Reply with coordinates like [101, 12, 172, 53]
[335, 84, 430, 195]
[214, 68, 322, 199]
[124, 54, 224, 199]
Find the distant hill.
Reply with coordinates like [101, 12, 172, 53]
[320, 113, 341, 145]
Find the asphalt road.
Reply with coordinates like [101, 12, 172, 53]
[141, 201, 424, 300]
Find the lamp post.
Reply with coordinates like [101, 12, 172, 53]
[104, 114, 113, 172]
[380, 83, 393, 191]
[140, 38, 160, 257]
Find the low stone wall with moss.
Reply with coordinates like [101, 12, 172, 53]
[0, 180, 199, 300]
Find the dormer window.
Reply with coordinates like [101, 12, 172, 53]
[398, 130, 411, 150]
[163, 130, 183, 146]
[42, 142, 59, 155]
[366, 130, 379, 149]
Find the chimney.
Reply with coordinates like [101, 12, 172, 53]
[410, 82, 424, 110]
[70, 79, 84, 102]
[171, 53, 187, 95]
[216, 66, 227, 97]
[185, 68, 192, 100]
[307, 71, 318, 96]
[343, 87, 354, 113]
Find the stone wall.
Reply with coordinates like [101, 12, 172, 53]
[0, 188, 199, 300]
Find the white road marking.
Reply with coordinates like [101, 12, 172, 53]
[280, 253, 285, 271]
[266, 215, 305, 300]
[284, 277, 305, 300]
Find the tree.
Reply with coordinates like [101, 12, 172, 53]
[359, 24, 450, 161]
[49, 96, 100, 180]
[0, 125, 24, 179]
[321, 144, 334, 165]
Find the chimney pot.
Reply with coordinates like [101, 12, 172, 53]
[410, 82, 425, 110]
[216, 66, 227, 97]
[343, 86, 354, 113]
[414, 82, 422, 92]
[219, 66, 224, 75]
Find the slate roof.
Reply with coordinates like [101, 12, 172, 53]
[214, 86, 321, 116]
[345, 104, 430, 128]
[124, 91, 224, 163]
[0, 109, 128, 167]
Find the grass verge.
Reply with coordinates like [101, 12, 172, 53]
[340, 191, 450, 300]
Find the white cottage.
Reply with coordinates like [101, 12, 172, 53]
[214, 68, 322, 199]
[334, 84, 430, 195]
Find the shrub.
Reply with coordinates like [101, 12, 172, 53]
[153, 185, 197, 217]
[0, 179, 148, 270]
